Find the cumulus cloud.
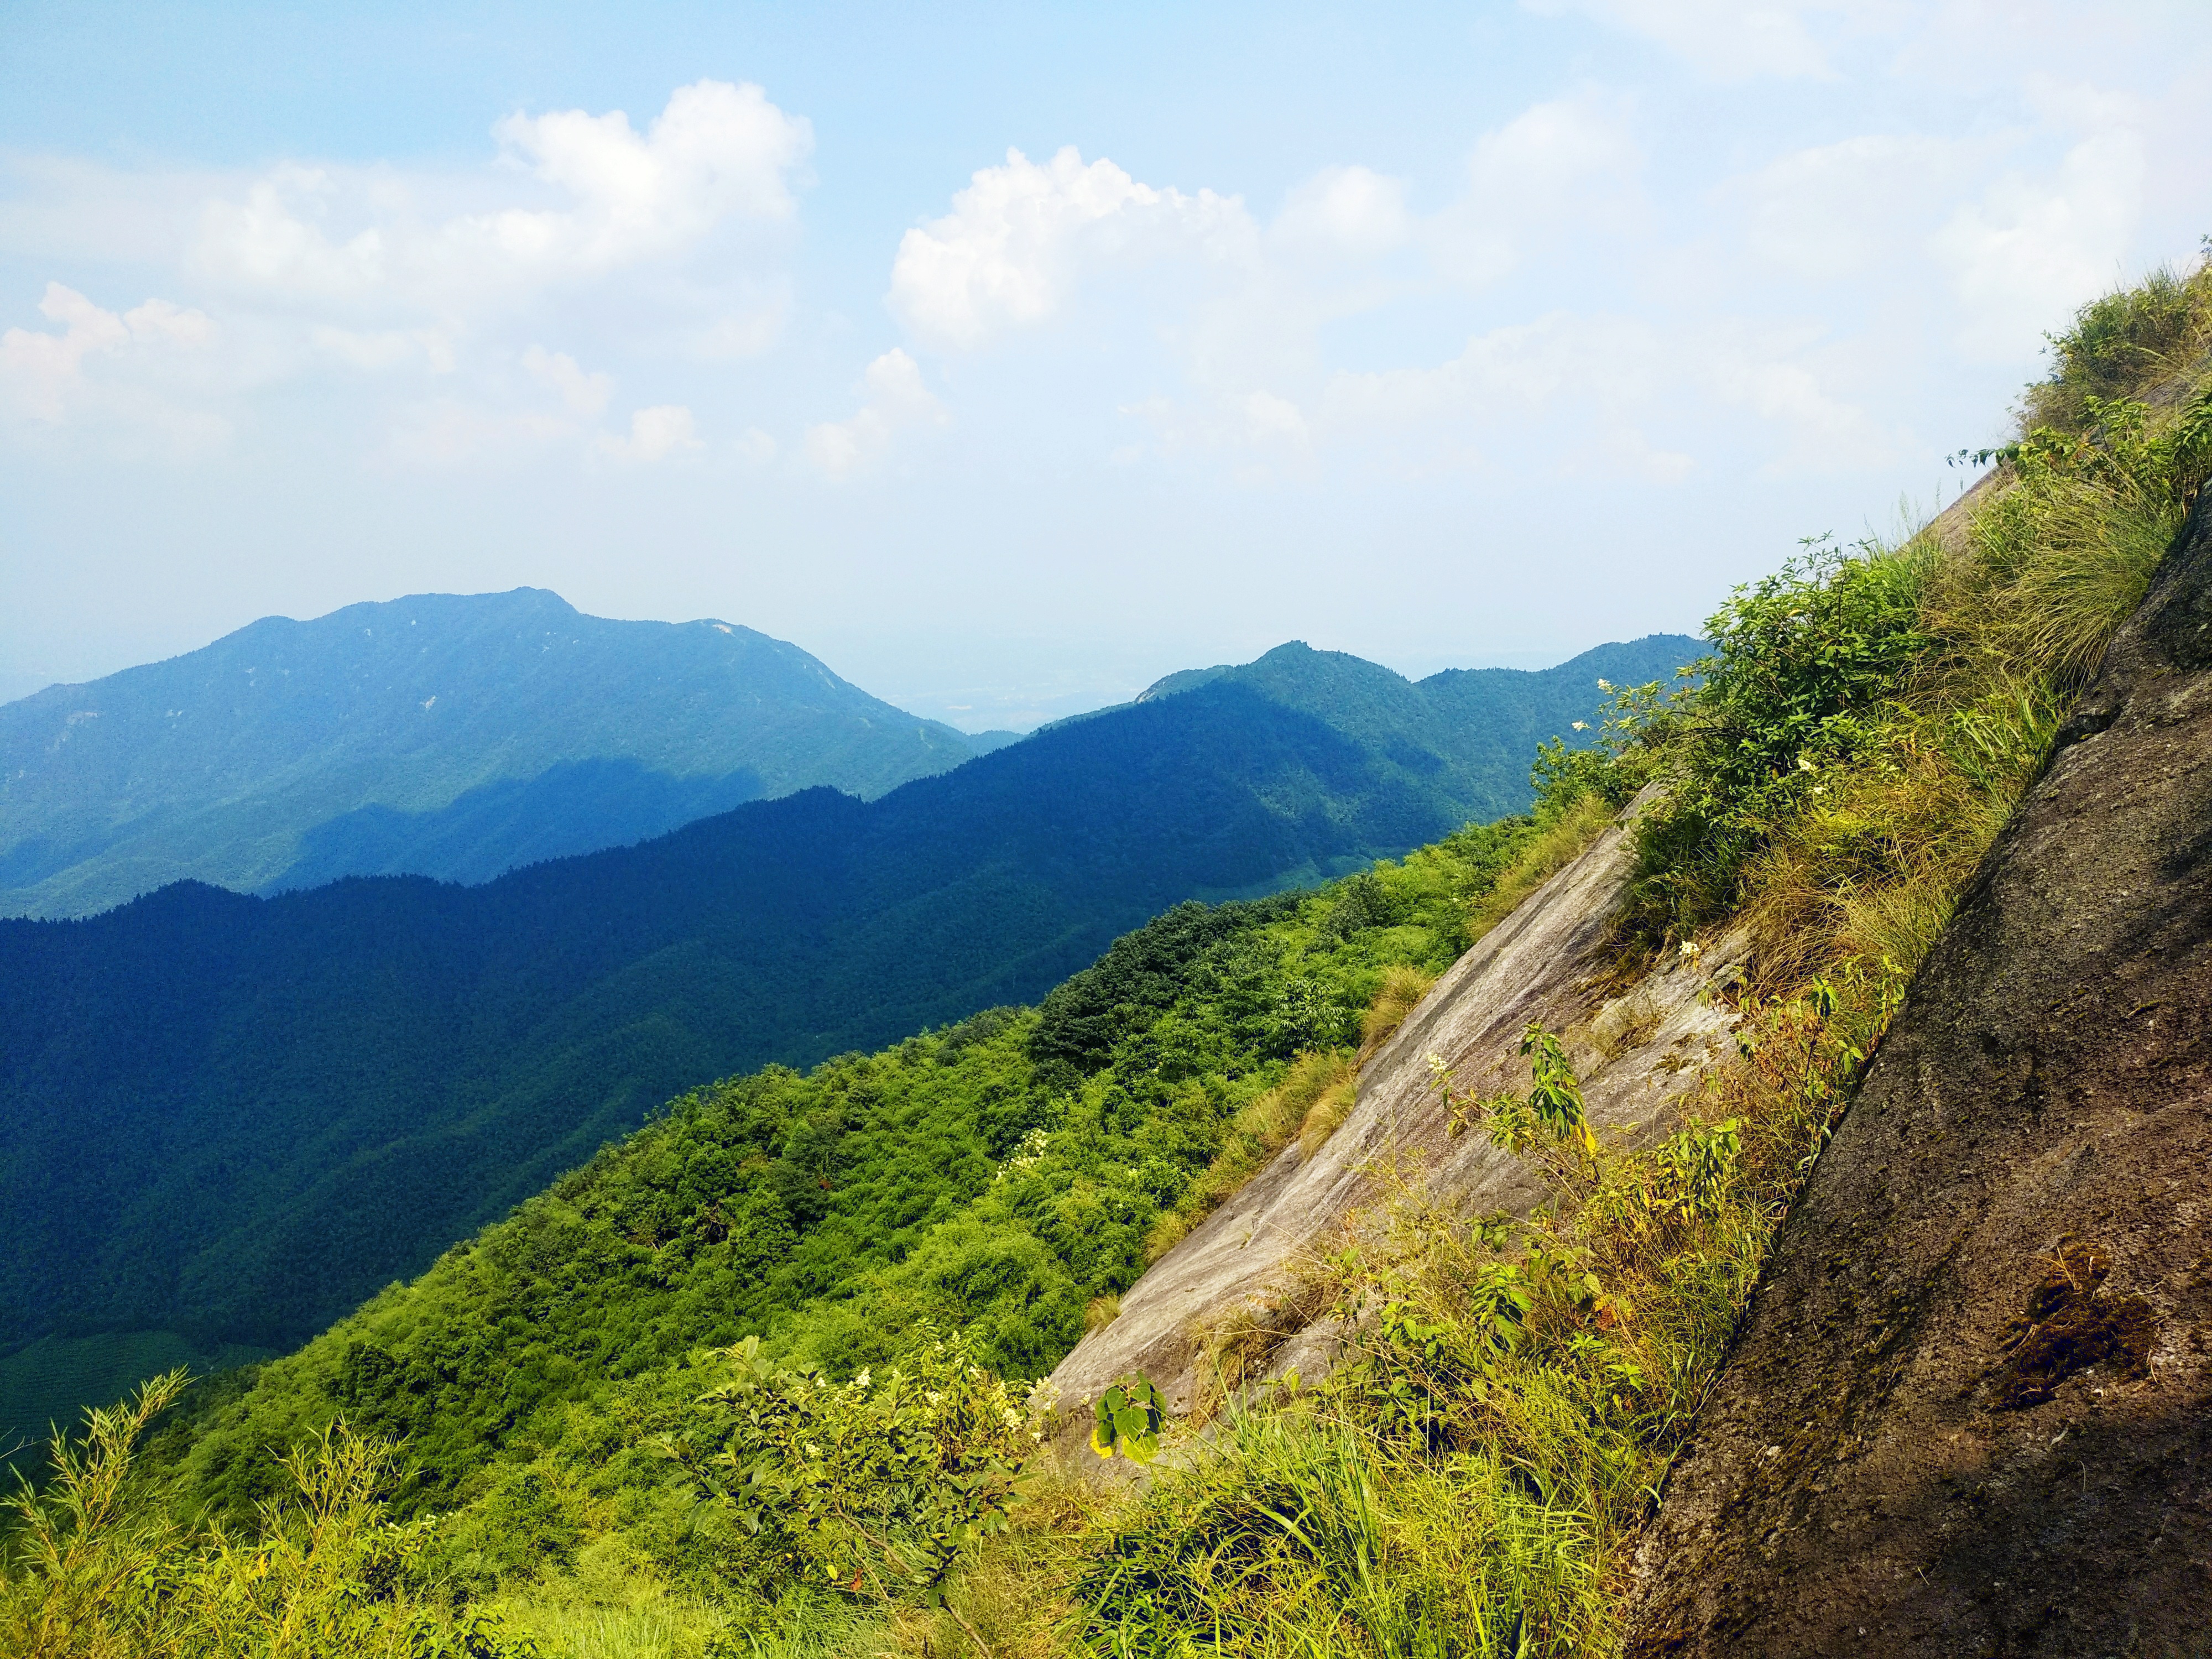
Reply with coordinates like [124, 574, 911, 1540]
[804, 349, 947, 476]
[192, 81, 811, 310]
[1736, 132, 1991, 276]
[521, 345, 613, 415]
[1933, 127, 2145, 361]
[731, 425, 779, 465]
[1317, 307, 1897, 480]
[1271, 166, 1411, 259]
[1323, 311, 1672, 445]
[1528, 0, 1901, 81]
[311, 325, 454, 372]
[192, 84, 814, 314]
[0, 281, 219, 433]
[696, 299, 788, 360]
[598, 404, 703, 463]
[884, 97, 1642, 466]
[1431, 93, 1642, 284]
[889, 147, 1245, 348]
[0, 81, 816, 462]
[1703, 335, 1903, 472]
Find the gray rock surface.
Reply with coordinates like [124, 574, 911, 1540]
[1045, 788, 1747, 1464]
[1623, 489, 2212, 1655]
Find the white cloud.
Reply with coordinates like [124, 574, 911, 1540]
[889, 147, 1246, 348]
[0, 281, 218, 430]
[1318, 309, 1893, 479]
[1271, 166, 1410, 259]
[1530, 0, 1902, 81]
[1431, 92, 1642, 284]
[732, 425, 779, 465]
[311, 326, 454, 372]
[804, 349, 947, 476]
[521, 345, 613, 415]
[1737, 132, 1990, 276]
[1703, 335, 1902, 472]
[191, 81, 811, 310]
[497, 78, 809, 243]
[1325, 312, 1663, 429]
[1933, 127, 2146, 361]
[0, 81, 813, 461]
[598, 404, 703, 463]
[697, 300, 787, 360]
[884, 98, 1643, 467]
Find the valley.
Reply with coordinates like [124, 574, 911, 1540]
[0, 630, 1694, 1447]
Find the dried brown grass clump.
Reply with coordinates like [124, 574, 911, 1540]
[1466, 794, 1616, 944]
[1358, 965, 1437, 1061]
[1189, 1251, 1347, 1423]
[1144, 1050, 1357, 1262]
[1296, 1073, 1360, 1160]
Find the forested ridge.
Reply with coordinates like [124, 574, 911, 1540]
[0, 588, 983, 919]
[154, 817, 1533, 1519]
[0, 634, 1695, 1374]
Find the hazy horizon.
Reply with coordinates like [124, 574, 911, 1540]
[6, 1, 2209, 729]
[0, 582, 1699, 734]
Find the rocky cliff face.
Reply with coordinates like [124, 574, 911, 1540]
[1623, 492, 2212, 1653]
[1044, 791, 1747, 1462]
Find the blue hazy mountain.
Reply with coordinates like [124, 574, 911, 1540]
[0, 630, 1700, 1396]
[0, 588, 982, 918]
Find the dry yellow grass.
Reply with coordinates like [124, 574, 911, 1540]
[1357, 964, 1437, 1061]
[1144, 1050, 1357, 1262]
[1296, 1074, 1359, 1159]
[1467, 794, 1616, 943]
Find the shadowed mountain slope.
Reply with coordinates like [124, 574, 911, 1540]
[0, 633, 1699, 1371]
[0, 588, 979, 918]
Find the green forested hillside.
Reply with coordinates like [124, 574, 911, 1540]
[0, 633, 1695, 1424]
[0, 588, 981, 919]
[138, 804, 1546, 1615]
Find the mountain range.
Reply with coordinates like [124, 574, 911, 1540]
[0, 588, 1004, 919]
[0, 604, 1698, 1460]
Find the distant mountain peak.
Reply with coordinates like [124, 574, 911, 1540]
[0, 589, 982, 917]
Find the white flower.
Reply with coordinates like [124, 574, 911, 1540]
[853, 1368, 872, 1389]
[1571, 721, 1589, 732]
[1597, 679, 1613, 692]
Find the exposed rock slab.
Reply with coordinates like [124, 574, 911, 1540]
[1046, 791, 1745, 1463]
[1624, 491, 2212, 1654]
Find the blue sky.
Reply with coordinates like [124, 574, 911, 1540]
[4, 2, 2208, 729]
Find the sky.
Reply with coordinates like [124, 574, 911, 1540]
[3, 2, 2209, 731]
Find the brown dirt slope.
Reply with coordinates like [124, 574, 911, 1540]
[1624, 489, 2212, 1653]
